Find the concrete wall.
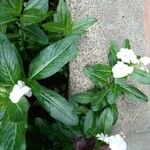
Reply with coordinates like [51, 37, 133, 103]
[67, 0, 150, 149]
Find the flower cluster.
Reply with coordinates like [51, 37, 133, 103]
[112, 48, 150, 78]
[9, 80, 32, 103]
[96, 133, 127, 150]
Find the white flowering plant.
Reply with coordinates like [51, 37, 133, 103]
[0, 0, 97, 149]
[69, 39, 150, 149]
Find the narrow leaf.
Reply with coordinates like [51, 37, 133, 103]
[83, 64, 112, 87]
[21, 8, 45, 26]
[54, 0, 72, 32]
[72, 18, 97, 34]
[99, 108, 114, 134]
[130, 69, 150, 84]
[7, 97, 29, 122]
[120, 84, 148, 102]
[0, 33, 22, 86]
[24, 0, 48, 13]
[29, 81, 79, 126]
[69, 89, 100, 104]
[92, 89, 108, 111]
[107, 83, 121, 104]
[43, 22, 65, 33]
[83, 110, 95, 134]
[123, 39, 131, 49]
[108, 41, 119, 66]
[0, 111, 27, 150]
[29, 35, 79, 80]
[24, 25, 49, 45]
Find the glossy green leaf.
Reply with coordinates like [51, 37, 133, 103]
[0, 0, 23, 16]
[92, 89, 108, 111]
[43, 22, 65, 33]
[110, 104, 118, 125]
[72, 18, 97, 34]
[0, 33, 22, 86]
[21, 8, 45, 26]
[108, 41, 119, 66]
[24, 25, 49, 45]
[83, 64, 112, 87]
[69, 89, 100, 104]
[24, 0, 48, 13]
[0, 15, 17, 26]
[130, 69, 150, 84]
[7, 97, 29, 122]
[99, 108, 114, 134]
[123, 39, 131, 49]
[29, 35, 79, 80]
[83, 110, 95, 134]
[54, 0, 72, 32]
[29, 81, 79, 126]
[0, 112, 27, 150]
[120, 84, 148, 102]
[107, 83, 121, 104]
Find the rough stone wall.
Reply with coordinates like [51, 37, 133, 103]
[68, 0, 150, 149]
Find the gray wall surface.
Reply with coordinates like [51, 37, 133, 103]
[67, 0, 150, 149]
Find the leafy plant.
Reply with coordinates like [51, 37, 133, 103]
[0, 0, 96, 149]
[69, 39, 150, 149]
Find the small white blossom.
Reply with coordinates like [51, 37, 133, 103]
[112, 61, 134, 78]
[9, 80, 32, 103]
[117, 48, 138, 64]
[138, 56, 150, 72]
[96, 133, 127, 150]
[96, 133, 109, 144]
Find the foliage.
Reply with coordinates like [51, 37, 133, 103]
[69, 39, 150, 149]
[0, 0, 96, 149]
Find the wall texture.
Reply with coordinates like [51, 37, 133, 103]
[67, 0, 150, 149]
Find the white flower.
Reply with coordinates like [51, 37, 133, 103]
[9, 80, 32, 103]
[96, 133, 109, 144]
[108, 134, 127, 150]
[96, 133, 127, 150]
[117, 48, 138, 64]
[138, 56, 150, 72]
[112, 61, 134, 78]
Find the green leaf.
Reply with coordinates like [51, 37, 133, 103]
[0, 0, 23, 16]
[83, 110, 95, 134]
[0, 25, 7, 33]
[0, 112, 27, 150]
[110, 104, 118, 125]
[43, 22, 65, 33]
[69, 89, 100, 104]
[130, 69, 150, 84]
[123, 39, 131, 49]
[0, 33, 22, 86]
[108, 41, 119, 66]
[120, 84, 148, 102]
[21, 8, 45, 26]
[0, 15, 17, 26]
[83, 64, 112, 87]
[24, 0, 48, 13]
[24, 25, 49, 45]
[107, 83, 121, 104]
[114, 77, 128, 85]
[29, 81, 79, 126]
[92, 89, 108, 111]
[29, 35, 79, 80]
[7, 97, 29, 122]
[54, 0, 72, 33]
[99, 107, 114, 134]
[72, 18, 97, 35]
